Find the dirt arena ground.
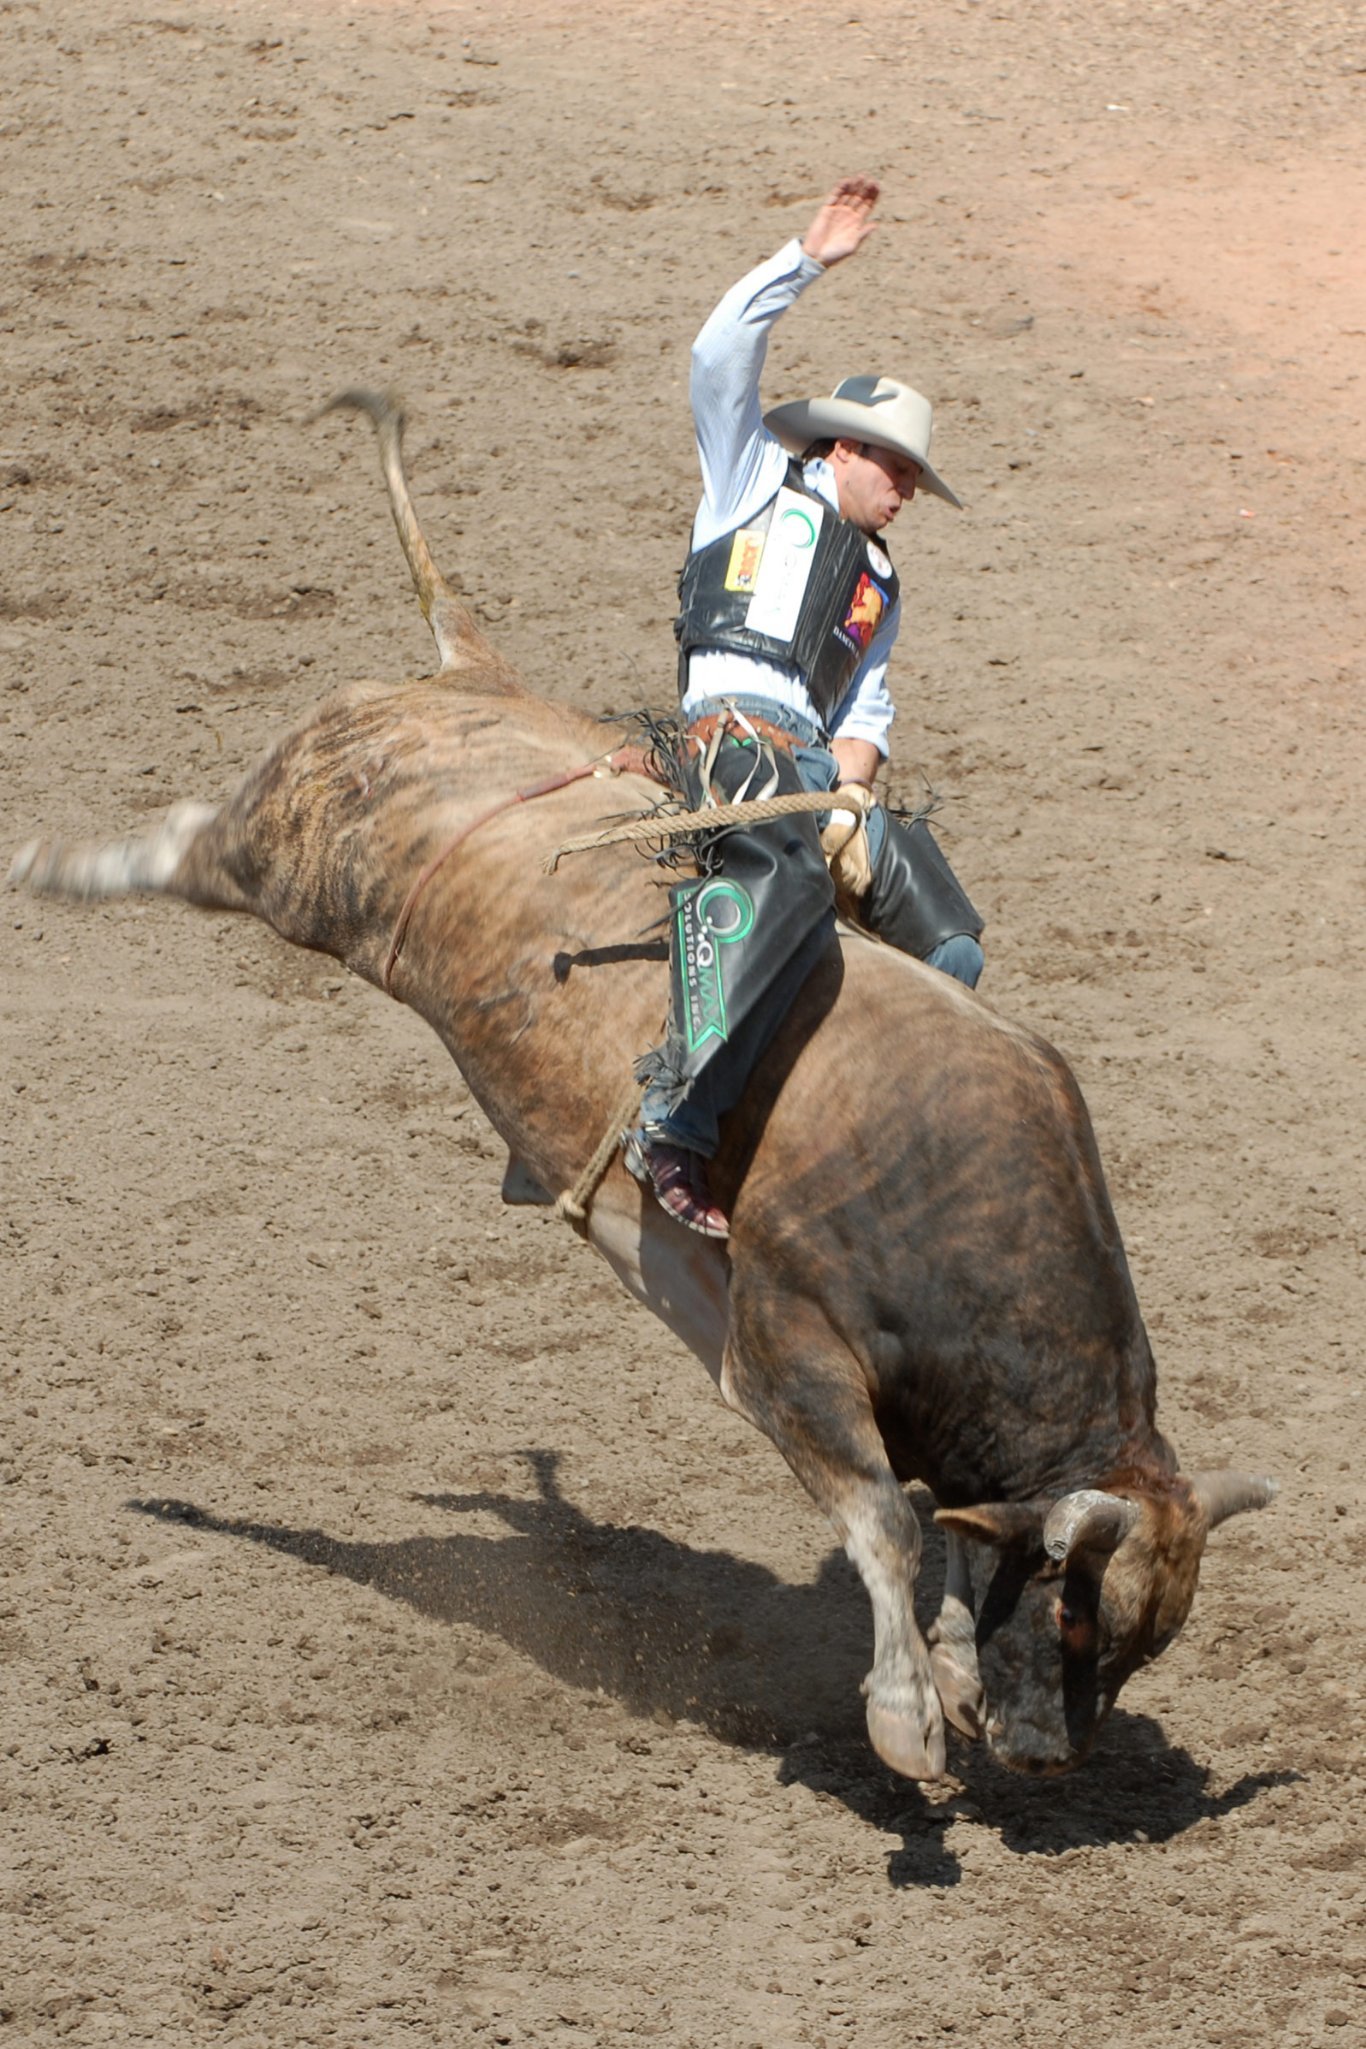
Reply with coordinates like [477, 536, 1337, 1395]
[3, 0, 1364, 2041]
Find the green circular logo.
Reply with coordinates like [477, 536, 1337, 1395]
[694, 879, 755, 944]
[778, 506, 819, 549]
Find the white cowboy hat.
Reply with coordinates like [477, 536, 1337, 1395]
[763, 374, 962, 508]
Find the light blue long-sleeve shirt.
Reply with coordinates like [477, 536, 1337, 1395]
[678, 238, 900, 758]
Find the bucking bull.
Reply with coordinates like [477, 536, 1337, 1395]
[11, 392, 1275, 1782]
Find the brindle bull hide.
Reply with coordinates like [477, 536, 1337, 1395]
[10, 392, 1274, 1781]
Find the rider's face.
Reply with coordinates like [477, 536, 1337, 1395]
[830, 439, 921, 534]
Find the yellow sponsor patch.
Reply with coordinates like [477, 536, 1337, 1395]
[724, 528, 766, 593]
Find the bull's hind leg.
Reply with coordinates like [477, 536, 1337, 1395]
[10, 801, 253, 913]
[721, 1288, 946, 1782]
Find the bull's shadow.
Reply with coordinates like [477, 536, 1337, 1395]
[134, 1452, 1291, 1887]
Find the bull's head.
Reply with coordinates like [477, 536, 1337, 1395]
[935, 1470, 1276, 1774]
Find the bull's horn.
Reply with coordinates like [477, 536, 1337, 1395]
[1043, 1490, 1141, 1563]
[1187, 1470, 1278, 1529]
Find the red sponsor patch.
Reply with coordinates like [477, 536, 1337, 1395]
[841, 572, 888, 652]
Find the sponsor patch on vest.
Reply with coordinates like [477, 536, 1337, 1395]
[724, 527, 767, 593]
[838, 571, 890, 654]
[744, 486, 825, 640]
[677, 878, 756, 1050]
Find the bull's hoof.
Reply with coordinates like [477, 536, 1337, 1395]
[930, 1643, 985, 1741]
[866, 1698, 946, 1783]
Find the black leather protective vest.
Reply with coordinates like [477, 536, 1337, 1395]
[674, 464, 899, 724]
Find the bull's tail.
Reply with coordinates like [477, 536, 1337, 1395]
[9, 801, 253, 913]
[321, 388, 510, 683]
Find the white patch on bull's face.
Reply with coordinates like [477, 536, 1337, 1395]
[588, 1193, 730, 1384]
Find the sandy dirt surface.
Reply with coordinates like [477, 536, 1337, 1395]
[3, 0, 1365, 2042]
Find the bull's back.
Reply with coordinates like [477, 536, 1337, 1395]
[205, 679, 624, 973]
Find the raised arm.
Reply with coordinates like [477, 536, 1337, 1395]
[689, 177, 881, 541]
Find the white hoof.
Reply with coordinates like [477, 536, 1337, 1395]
[866, 1697, 947, 1782]
[930, 1643, 985, 1740]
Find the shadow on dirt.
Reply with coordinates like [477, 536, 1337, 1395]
[132, 1451, 1296, 1890]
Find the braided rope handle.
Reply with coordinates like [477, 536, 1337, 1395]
[544, 784, 871, 873]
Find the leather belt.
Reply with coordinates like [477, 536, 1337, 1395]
[685, 709, 796, 756]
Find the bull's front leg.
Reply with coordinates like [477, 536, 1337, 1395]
[721, 1288, 945, 1782]
[928, 1527, 985, 1740]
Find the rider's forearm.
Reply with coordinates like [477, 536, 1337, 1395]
[831, 737, 884, 788]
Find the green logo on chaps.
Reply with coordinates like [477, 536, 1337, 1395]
[677, 878, 756, 1050]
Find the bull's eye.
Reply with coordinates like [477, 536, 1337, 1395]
[1056, 1596, 1093, 1640]
[1054, 1595, 1098, 1657]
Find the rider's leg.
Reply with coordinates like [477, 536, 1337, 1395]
[790, 750, 985, 990]
[922, 931, 984, 988]
[632, 737, 835, 1234]
[860, 807, 985, 989]
[638, 909, 833, 1156]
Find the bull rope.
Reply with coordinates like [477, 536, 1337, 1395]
[553, 1074, 649, 1228]
[544, 785, 867, 872]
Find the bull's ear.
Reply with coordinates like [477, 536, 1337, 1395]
[935, 1502, 1046, 1550]
[1187, 1470, 1278, 1529]
[1042, 1490, 1140, 1564]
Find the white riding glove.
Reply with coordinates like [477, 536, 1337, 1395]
[820, 783, 875, 906]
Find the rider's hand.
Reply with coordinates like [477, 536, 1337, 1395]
[821, 785, 875, 905]
[800, 176, 880, 268]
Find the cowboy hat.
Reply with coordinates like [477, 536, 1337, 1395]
[763, 374, 962, 508]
